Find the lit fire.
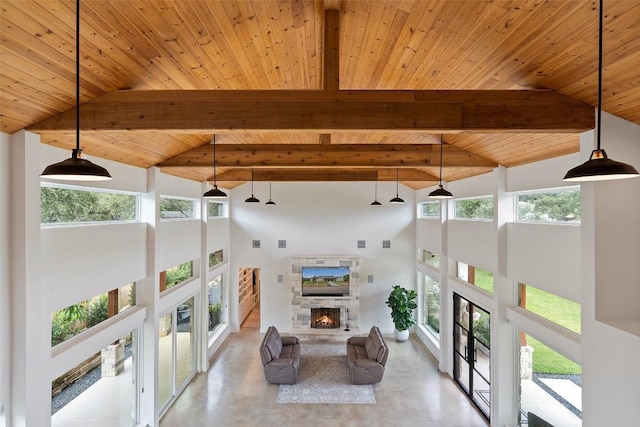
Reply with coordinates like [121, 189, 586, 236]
[316, 315, 333, 326]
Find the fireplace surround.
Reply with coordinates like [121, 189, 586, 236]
[290, 255, 360, 340]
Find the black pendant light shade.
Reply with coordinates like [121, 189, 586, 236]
[428, 184, 454, 199]
[41, 148, 112, 181]
[371, 181, 382, 206]
[563, 0, 638, 182]
[41, 0, 111, 182]
[203, 134, 227, 198]
[245, 168, 260, 203]
[265, 181, 276, 206]
[389, 169, 404, 204]
[563, 149, 639, 182]
[428, 135, 454, 199]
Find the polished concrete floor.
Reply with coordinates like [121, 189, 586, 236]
[160, 328, 489, 427]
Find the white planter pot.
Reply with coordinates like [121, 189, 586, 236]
[394, 328, 409, 342]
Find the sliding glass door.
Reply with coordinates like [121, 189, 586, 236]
[453, 293, 491, 420]
[158, 296, 196, 413]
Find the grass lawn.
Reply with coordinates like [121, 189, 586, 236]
[474, 268, 494, 293]
[527, 335, 582, 375]
[523, 284, 581, 374]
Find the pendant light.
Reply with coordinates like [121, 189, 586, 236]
[389, 169, 404, 204]
[428, 135, 454, 198]
[370, 181, 382, 206]
[245, 168, 260, 203]
[41, 0, 112, 181]
[563, 0, 639, 182]
[265, 181, 276, 206]
[202, 134, 227, 198]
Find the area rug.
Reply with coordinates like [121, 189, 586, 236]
[276, 344, 376, 404]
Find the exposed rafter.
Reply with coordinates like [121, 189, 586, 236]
[29, 89, 593, 134]
[157, 143, 497, 169]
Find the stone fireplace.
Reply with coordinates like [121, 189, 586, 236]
[311, 308, 341, 329]
[290, 255, 360, 340]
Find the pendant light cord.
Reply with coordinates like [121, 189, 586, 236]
[75, 0, 81, 152]
[212, 134, 217, 185]
[439, 135, 444, 186]
[596, 0, 603, 151]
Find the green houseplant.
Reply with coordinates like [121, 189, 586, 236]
[386, 285, 417, 342]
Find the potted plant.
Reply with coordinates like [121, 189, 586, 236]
[209, 303, 221, 330]
[385, 285, 417, 342]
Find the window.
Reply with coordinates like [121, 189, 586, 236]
[518, 283, 581, 334]
[41, 184, 137, 224]
[453, 196, 493, 220]
[51, 283, 136, 346]
[423, 275, 440, 334]
[209, 250, 224, 268]
[51, 330, 138, 426]
[161, 261, 194, 292]
[422, 250, 440, 269]
[519, 332, 582, 426]
[516, 187, 581, 223]
[456, 261, 494, 293]
[208, 201, 226, 218]
[208, 275, 223, 334]
[160, 197, 196, 220]
[420, 201, 440, 218]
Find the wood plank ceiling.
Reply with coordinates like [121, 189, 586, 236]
[3, 0, 640, 189]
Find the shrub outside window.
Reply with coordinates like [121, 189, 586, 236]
[41, 184, 137, 224]
[518, 283, 581, 334]
[423, 275, 440, 335]
[51, 282, 136, 346]
[456, 261, 494, 293]
[516, 187, 581, 223]
[162, 261, 194, 292]
[420, 201, 440, 218]
[160, 197, 196, 220]
[454, 196, 494, 220]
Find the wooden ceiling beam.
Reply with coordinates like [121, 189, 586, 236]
[157, 143, 497, 168]
[29, 89, 594, 133]
[208, 168, 439, 182]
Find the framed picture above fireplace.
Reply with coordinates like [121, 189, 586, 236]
[301, 266, 350, 297]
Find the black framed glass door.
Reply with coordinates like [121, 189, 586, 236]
[453, 293, 491, 420]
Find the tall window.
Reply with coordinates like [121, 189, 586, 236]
[160, 197, 196, 220]
[208, 274, 223, 334]
[51, 330, 138, 426]
[453, 196, 494, 220]
[456, 261, 494, 293]
[423, 275, 440, 335]
[516, 187, 581, 223]
[519, 332, 582, 427]
[518, 283, 581, 334]
[41, 184, 137, 224]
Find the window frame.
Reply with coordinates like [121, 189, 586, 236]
[159, 196, 199, 221]
[40, 182, 139, 226]
[514, 186, 581, 224]
[452, 195, 494, 221]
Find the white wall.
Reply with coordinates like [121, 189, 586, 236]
[581, 112, 640, 426]
[0, 132, 10, 426]
[229, 181, 416, 334]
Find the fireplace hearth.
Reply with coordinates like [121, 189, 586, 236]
[311, 308, 340, 329]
